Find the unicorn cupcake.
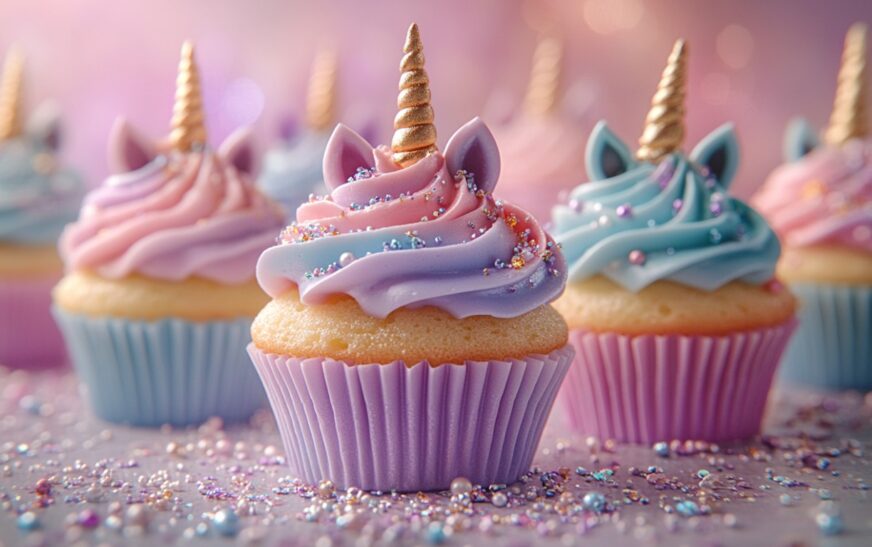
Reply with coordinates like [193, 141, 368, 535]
[53, 42, 285, 426]
[492, 37, 586, 221]
[551, 41, 797, 443]
[248, 24, 572, 491]
[258, 51, 338, 220]
[754, 23, 872, 390]
[0, 49, 84, 369]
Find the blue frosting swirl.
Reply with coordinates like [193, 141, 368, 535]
[0, 137, 83, 245]
[257, 132, 329, 220]
[551, 124, 780, 292]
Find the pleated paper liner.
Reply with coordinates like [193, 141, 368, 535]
[560, 320, 797, 444]
[779, 283, 872, 391]
[0, 276, 67, 370]
[248, 344, 574, 492]
[53, 308, 267, 427]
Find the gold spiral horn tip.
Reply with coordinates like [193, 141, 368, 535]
[306, 49, 338, 132]
[824, 22, 868, 146]
[170, 40, 207, 152]
[636, 38, 688, 163]
[524, 36, 563, 117]
[0, 47, 25, 141]
[391, 23, 437, 167]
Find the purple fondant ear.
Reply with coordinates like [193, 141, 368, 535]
[323, 124, 374, 191]
[444, 117, 501, 194]
[219, 127, 256, 175]
[108, 117, 156, 173]
[26, 103, 62, 151]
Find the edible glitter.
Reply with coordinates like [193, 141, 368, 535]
[616, 204, 633, 218]
[628, 250, 647, 266]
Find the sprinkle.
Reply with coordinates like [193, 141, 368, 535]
[511, 256, 526, 269]
[616, 204, 633, 218]
[212, 508, 240, 537]
[653, 442, 670, 457]
[491, 492, 508, 508]
[628, 250, 647, 266]
[17, 512, 40, 531]
[709, 228, 723, 244]
[450, 477, 473, 496]
[582, 492, 607, 513]
[675, 500, 702, 517]
[568, 199, 584, 212]
[672, 198, 683, 212]
[338, 252, 355, 268]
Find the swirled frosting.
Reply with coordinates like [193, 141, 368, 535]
[493, 115, 585, 222]
[60, 124, 284, 284]
[0, 135, 83, 245]
[551, 123, 781, 292]
[256, 118, 567, 319]
[754, 138, 872, 254]
[257, 131, 329, 219]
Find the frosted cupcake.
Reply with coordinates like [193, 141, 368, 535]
[53, 42, 285, 426]
[0, 49, 84, 370]
[754, 23, 872, 390]
[258, 51, 337, 220]
[492, 38, 585, 221]
[248, 24, 573, 491]
[551, 40, 797, 444]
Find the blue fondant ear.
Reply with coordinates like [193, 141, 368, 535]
[690, 123, 740, 190]
[585, 121, 635, 181]
[783, 118, 819, 162]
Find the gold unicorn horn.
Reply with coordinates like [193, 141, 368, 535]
[391, 23, 437, 167]
[637, 39, 687, 163]
[524, 37, 562, 116]
[0, 47, 24, 141]
[824, 22, 868, 146]
[306, 50, 338, 131]
[170, 41, 207, 151]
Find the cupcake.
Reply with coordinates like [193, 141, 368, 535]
[492, 37, 586, 221]
[550, 40, 797, 444]
[53, 42, 285, 426]
[0, 49, 84, 370]
[247, 24, 573, 491]
[754, 23, 872, 390]
[258, 51, 339, 220]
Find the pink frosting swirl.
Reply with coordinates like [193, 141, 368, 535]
[60, 122, 284, 284]
[754, 139, 872, 253]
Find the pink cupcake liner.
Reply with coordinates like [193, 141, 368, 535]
[0, 276, 66, 370]
[248, 344, 574, 492]
[560, 320, 797, 444]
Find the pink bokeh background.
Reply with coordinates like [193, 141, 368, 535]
[1, 0, 869, 198]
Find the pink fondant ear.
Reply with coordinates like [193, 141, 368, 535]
[323, 124, 374, 191]
[219, 127, 256, 175]
[108, 118, 156, 173]
[444, 117, 501, 194]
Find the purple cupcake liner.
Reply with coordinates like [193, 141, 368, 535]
[0, 276, 67, 370]
[248, 344, 574, 492]
[560, 320, 797, 444]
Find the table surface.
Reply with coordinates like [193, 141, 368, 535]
[0, 367, 870, 547]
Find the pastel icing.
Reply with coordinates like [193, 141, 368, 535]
[0, 107, 83, 245]
[257, 130, 329, 220]
[493, 115, 585, 222]
[256, 117, 567, 319]
[60, 119, 285, 284]
[753, 118, 872, 254]
[551, 122, 781, 292]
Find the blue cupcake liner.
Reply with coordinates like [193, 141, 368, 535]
[779, 283, 872, 391]
[53, 308, 267, 426]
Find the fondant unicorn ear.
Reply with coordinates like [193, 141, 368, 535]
[783, 118, 819, 161]
[25, 102, 62, 151]
[585, 121, 635, 180]
[108, 117, 156, 173]
[444, 117, 501, 194]
[322, 123, 374, 190]
[219, 127, 256, 175]
[690, 123, 740, 189]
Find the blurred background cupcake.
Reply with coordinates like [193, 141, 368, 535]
[248, 25, 573, 491]
[0, 48, 84, 370]
[754, 23, 872, 391]
[53, 42, 285, 426]
[490, 37, 586, 221]
[257, 50, 338, 220]
[551, 40, 797, 444]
